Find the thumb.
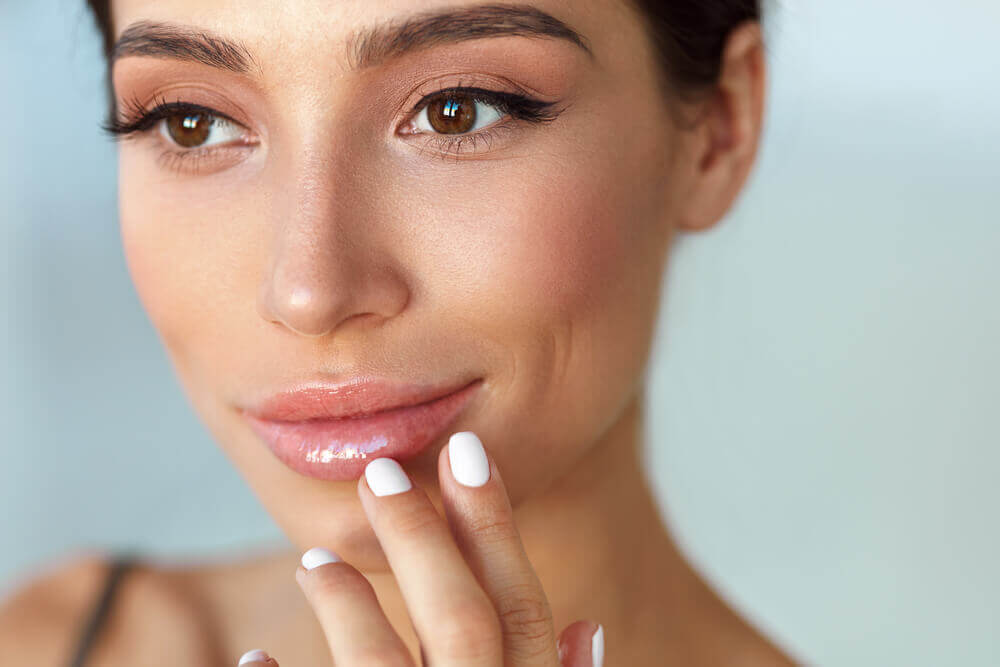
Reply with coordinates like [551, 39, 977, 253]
[556, 620, 604, 667]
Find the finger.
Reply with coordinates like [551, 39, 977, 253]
[437, 431, 560, 666]
[295, 546, 416, 666]
[359, 457, 504, 666]
[556, 620, 604, 667]
[237, 648, 279, 665]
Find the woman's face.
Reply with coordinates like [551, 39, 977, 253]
[111, 0, 699, 562]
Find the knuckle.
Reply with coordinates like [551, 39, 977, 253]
[435, 597, 502, 659]
[496, 587, 555, 645]
[466, 513, 519, 546]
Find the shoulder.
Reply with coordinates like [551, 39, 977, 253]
[0, 549, 218, 666]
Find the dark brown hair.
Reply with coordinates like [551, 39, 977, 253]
[628, 0, 761, 97]
[84, 0, 761, 110]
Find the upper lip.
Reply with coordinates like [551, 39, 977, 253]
[240, 377, 480, 422]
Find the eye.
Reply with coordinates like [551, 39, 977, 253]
[157, 111, 245, 149]
[396, 86, 564, 157]
[410, 92, 505, 135]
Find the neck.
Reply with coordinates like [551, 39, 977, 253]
[497, 390, 794, 664]
[506, 388, 674, 636]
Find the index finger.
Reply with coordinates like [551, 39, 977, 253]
[438, 431, 560, 666]
[358, 457, 504, 666]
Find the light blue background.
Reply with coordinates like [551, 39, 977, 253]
[2, 1, 998, 664]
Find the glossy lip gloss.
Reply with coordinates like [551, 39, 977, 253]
[239, 378, 482, 481]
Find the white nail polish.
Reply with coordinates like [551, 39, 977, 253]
[238, 648, 269, 665]
[448, 431, 490, 487]
[301, 546, 342, 570]
[592, 624, 604, 667]
[365, 457, 412, 496]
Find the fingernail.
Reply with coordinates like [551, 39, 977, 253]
[448, 431, 490, 487]
[238, 648, 269, 665]
[592, 624, 604, 667]
[301, 546, 342, 570]
[365, 457, 412, 496]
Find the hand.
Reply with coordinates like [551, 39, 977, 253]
[237, 431, 604, 666]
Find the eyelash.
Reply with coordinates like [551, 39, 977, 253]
[101, 92, 252, 173]
[101, 85, 562, 168]
[403, 84, 562, 159]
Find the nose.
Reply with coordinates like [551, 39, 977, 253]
[256, 164, 410, 339]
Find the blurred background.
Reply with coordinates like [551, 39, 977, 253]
[2, 0, 998, 664]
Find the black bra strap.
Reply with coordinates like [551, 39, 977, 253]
[67, 553, 140, 667]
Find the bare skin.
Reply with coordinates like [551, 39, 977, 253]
[1, 0, 797, 664]
[181, 394, 796, 666]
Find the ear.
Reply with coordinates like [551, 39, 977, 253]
[675, 20, 767, 232]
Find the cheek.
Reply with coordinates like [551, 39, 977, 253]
[402, 140, 670, 499]
[118, 155, 188, 354]
[504, 156, 664, 398]
[117, 151, 265, 382]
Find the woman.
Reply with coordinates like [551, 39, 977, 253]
[1, 0, 794, 664]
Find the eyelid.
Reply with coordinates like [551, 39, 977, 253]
[409, 86, 507, 115]
[99, 96, 257, 176]
[404, 85, 559, 122]
[102, 92, 253, 140]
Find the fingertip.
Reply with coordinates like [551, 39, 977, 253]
[363, 457, 413, 496]
[447, 430, 491, 488]
[238, 648, 277, 666]
[296, 546, 345, 590]
[301, 546, 342, 570]
[437, 440, 454, 484]
[556, 620, 603, 667]
[592, 623, 604, 667]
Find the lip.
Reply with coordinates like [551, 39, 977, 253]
[239, 378, 482, 480]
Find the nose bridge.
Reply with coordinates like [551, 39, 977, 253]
[257, 144, 408, 338]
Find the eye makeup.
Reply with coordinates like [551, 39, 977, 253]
[103, 79, 565, 169]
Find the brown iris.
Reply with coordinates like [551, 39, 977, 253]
[426, 94, 477, 134]
[165, 113, 212, 148]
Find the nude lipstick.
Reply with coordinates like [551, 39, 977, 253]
[239, 377, 482, 481]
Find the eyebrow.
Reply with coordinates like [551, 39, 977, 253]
[347, 3, 593, 69]
[110, 3, 593, 75]
[111, 20, 260, 75]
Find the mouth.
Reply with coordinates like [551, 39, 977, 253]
[238, 378, 483, 481]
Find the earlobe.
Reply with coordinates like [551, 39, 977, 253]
[675, 20, 767, 233]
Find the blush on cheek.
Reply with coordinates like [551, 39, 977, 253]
[118, 175, 206, 368]
[461, 146, 667, 460]
[120, 215, 188, 361]
[480, 166, 637, 322]
[117, 151, 264, 372]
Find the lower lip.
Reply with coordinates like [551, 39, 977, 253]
[241, 379, 482, 481]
